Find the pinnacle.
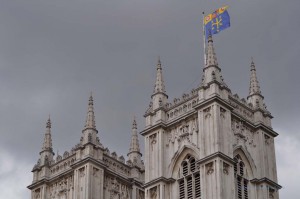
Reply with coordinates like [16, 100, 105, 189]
[205, 35, 218, 67]
[132, 116, 137, 129]
[248, 58, 262, 96]
[84, 93, 96, 130]
[129, 117, 140, 154]
[153, 57, 166, 94]
[46, 115, 51, 129]
[157, 56, 162, 69]
[42, 116, 53, 152]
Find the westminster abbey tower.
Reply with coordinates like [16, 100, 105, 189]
[28, 35, 281, 199]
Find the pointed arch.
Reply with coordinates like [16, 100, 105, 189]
[233, 146, 256, 178]
[167, 144, 200, 179]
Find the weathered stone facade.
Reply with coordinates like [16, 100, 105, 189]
[28, 96, 145, 199]
[28, 35, 281, 199]
[141, 36, 281, 199]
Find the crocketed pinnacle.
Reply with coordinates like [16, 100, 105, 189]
[84, 93, 96, 130]
[42, 116, 53, 151]
[129, 116, 140, 154]
[153, 57, 166, 94]
[248, 58, 262, 96]
[205, 35, 218, 67]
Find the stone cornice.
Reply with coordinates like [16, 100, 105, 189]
[231, 112, 278, 137]
[203, 64, 222, 72]
[104, 168, 137, 185]
[250, 177, 282, 189]
[166, 94, 198, 111]
[71, 156, 107, 170]
[165, 110, 198, 128]
[197, 152, 235, 165]
[128, 178, 145, 188]
[200, 80, 231, 93]
[103, 154, 132, 170]
[140, 122, 167, 136]
[28, 168, 74, 190]
[194, 95, 234, 111]
[247, 93, 264, 100]
[143, 177, 176, 188]
[151, 91, 168, 99]
[27, 178, 48, 190]
[127, 151, 143, 157]
[255, 123, 278, 137]
[229, 95, 255, 113]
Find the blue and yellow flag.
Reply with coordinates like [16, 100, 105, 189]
[204, 6, 230, 39]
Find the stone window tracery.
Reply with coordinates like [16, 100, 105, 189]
[234, 155, 249, 199]
[178, 155, 201, 199]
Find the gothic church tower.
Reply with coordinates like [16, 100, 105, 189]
[141, 35, 281, 199]
[28, 35, 281, 199]
[28, 95, 145, 199]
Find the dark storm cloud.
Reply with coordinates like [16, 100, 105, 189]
[0, 0, 299, 198]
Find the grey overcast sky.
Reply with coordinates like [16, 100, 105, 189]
[0, 0, 299, 198]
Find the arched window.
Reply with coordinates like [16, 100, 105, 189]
[234, 155, 249, 199]
[178, 155, 201, 199]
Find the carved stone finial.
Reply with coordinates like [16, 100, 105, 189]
[84, 93, 96, 130]
[153, 57, 166, 94]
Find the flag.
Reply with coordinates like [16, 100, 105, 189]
[204, 6, 230, 39]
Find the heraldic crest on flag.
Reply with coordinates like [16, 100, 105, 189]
[204, 6, 230, 39]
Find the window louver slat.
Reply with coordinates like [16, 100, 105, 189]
[179, 180, 185, 199]
[187, 177, 193, 199]
[195, 173, 201, 198]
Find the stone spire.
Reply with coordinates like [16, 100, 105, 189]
[151, 57, 168, 111]
[81, 93, 99, 145]
[205, 35, 218, 67]
[247, 58, 265, 109]
[84, 93, 96, 130]
[39, 116, 54, 166]
[129, 116, 140, 153]
[42, 116, 53, 153]
[248, 58, 262, 97]
[128, 116, 142, 165]
[153, 57, 166, 94]
[200, 35, 229, 90]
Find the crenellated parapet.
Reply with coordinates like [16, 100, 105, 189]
[49, 153, 76, 177]
[103, 154, 132, 178]
[166, 94, 198, 122]
[228, 93, 272, 127]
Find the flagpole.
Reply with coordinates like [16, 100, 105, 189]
[202, 12, 206, 66]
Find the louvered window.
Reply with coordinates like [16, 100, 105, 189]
[234, 158, 238, 174]
[195, 173, 201, 198]
[234, 155, 249, 199]
[239, 162, 244, 176]
[182, 161, 188, 176]
[178, 155, 201, 199]
[244, 180, 248, 199]
[190, 158, 196, 173]
[179, 180, 185, 199]
[187, 177, 193, 199]
[237, 177, 242, 199]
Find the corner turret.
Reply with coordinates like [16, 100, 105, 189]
[81, 93, 99, 145]
[247, 59, 272, 126]
[151, 57, 168, 110]
[199, 35, 230, 101]
[145, 58, 168, 127]
[39, 116, 54, 165]
[127, 116, 142, 166]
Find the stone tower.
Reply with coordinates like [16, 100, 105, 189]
[141, 35, 281, 199]
[28, 35, 281, 199]
[28, 94, 145, 199]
